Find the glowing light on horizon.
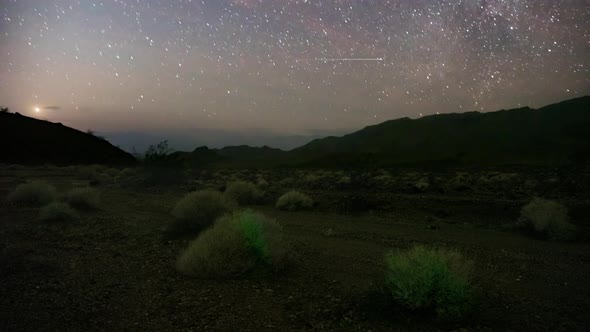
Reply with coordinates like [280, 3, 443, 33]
[34, 107, 40, 113]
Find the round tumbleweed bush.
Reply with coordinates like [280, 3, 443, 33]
[65, 187, 100, 210]
[385, 246, 474, 321]
[6, 181, 57, 206]
[170, 190, 237, 234]
[518, 197, 576, 241]
[276, 191, 313, 211]
[224, 181, 263, 205]
[176, 210, 289, 278]
[38, 202, 78, 222]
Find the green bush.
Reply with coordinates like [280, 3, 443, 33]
[276, 191, 313, 211]
[385, 246, 474, 320]
[518, 197, 576, 241]
[224, 181, 263, 205]
[38, 202, 78, 222]
[176, 210, 289, 278]
[65, 187, 100, 210]
[6, 181, 57, 206]
[170, 190, 236, 234]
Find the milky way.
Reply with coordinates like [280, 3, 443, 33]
[0, 0, 589, 135]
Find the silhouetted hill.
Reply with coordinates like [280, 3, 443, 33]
[167, 145, 285, 168]
[216, 145, 285, 160]
[0, 112, 136, 165]
[286, 96, 590, 167]
[175, 96, 590, 168]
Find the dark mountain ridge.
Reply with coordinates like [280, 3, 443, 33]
[172, 96, 590, 168]
[0, 112, 136, 165]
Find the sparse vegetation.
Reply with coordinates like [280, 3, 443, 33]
[170, 190, 237, 234]
[65, 187, 100, 210]
[518, 197, 576, 241]
[176, 210, 289, 278]
[414, 177, 430, 191]
[224, 181, 263, 205]
[76, 164, 112, 185]
[276, 191, 313, 211]
[384, 246, 474, 320]
[6, 181, 57, 206]
[38, 202, 78, 222]
[256, 177, 269, 188]
[144, 140, 174, 164]
[337, 175, 351, 185]
[303, 172, 324, 186]
[373, 174, 394, 187]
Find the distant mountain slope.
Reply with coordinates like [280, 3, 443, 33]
[160, 96, 590, 168]
[286, 96, 590, 167]
[0, 112, 136, 165]
[166, 145, 286, 168]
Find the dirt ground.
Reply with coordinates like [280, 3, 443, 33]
[1, 166, 589, 331]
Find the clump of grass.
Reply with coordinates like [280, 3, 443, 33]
[170, 190, 237, 234]
[384, 246, 474, 321]
[176, 210, 289, 278]
[65, 187, 100, 210]
[276, 191, 313, 211]
[518, 197, 576, 241]
[6, 181, 57, 206]
[224, 181, 263, 205]
[38, 202, 78, 222]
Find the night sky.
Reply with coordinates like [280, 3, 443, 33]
[1, 0, 589, 148]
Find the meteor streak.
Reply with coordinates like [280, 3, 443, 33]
[296, 58, 384, 62]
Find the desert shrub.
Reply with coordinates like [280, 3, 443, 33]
[120, 167, 135, 176]
[224, 181, 263, 205]
[115, 167, 137, 182]
[276, 191, 313, 211]
[385, 246, 474, 320]
[170, 190, 236, 234]
[517, 197, 576, 241]
[77, 164, 104, 178]
[450, 172, 472, 191]
[337, 175, 352, 185]
[65, 187, 100, 210]
[373, 174, 394, 187]
[303, 173, 323, 185]
[256, 177, 269, 188]
[38, 202, 78, 222]
[6, 181, 57, 206]
[102, 167, 120, 177]
[278, 177, 295, 187]
[76, 165, 113, 185]
[176, 210, 289, 278]
[414, 177, 430, 191]
[484, 172, 518, 183]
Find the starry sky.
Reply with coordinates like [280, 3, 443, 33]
[0, 0, 589, 149]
